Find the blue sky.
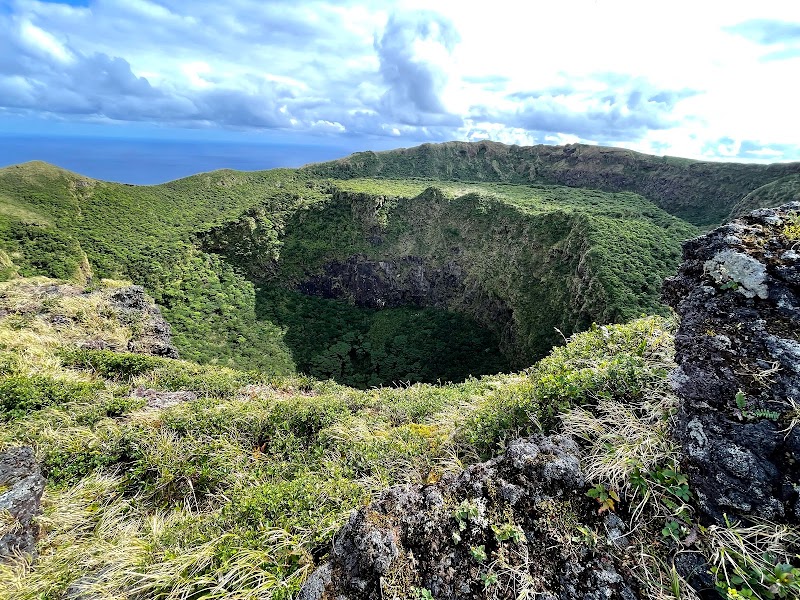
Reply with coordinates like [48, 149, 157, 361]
[0, 0, 799, 182]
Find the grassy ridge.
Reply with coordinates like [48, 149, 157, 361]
[303, 140, 800, 227]
[729, 174, 800, 219]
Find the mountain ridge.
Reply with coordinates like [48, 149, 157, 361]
[304, 140, 800, 226]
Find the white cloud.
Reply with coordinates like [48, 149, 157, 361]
[19, 20, 72, 63]
[1, 0, 799, 161]
[181, 61, 212, 89]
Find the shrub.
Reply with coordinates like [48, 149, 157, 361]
[0, 374, 103, 420]
[59, 348, 167, 380]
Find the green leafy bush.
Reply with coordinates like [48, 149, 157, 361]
[60, 348, 167, 380]
[0, 374, 103, 420]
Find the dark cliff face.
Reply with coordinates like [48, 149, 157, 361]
[304, 141, 800, 227]
[663, 202, 800, 524]
[297, 255, 518, 360]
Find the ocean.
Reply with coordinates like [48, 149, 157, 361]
[0, 134, 363, 184]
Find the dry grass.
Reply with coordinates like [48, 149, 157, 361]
[0, 278, 133, 376]
[704, 518, 800, 598]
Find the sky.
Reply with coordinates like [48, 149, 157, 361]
[0, 0, 799, 183]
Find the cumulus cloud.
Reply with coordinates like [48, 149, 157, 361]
[374, 11, 461, 126]
[0, 2, 468, 139]
[482, 76, 699, 143]
[0, 0, 799, 162]
[0, 17, 301, 128]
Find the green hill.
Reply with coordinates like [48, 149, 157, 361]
[729, 173, 800, 218]
[1, 143, 799, 599]
[2, 141, 797, 386]
[0, 154, 697, 386]
[304, 141, 800, 227]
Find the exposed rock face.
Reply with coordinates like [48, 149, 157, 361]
[0, 447, 45, 561]
[109, 286, 179, 358]
[298, 255, 517, 356]
[299, 435, 637, 600]
[663, 202, 800, 524]
[299, 255, 467, 310]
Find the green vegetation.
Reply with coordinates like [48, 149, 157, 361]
[1, 280, 798, 599]
[784, 213, 800, 240]
[0, 163, 320, 374]
[255, 285, 509, 388]
[1, 143, 800, 598]
[0, 159, 699, 385]
[0, 277, 680, 599]
[263, 181, 697, 369]
[303, 141, 800, 227]
[730, 174, 800, 220]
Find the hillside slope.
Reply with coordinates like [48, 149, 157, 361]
[0, 276, 679, 599]
[304, 141, 800, 227]
[0, 158, 697, 385]
[0, 161, 316, 373]
[729, 173, 800, 219]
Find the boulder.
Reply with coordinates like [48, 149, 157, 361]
[663, 202, 800, 524]
[299, 435, 637, 600]
[0, 447, 45, 561]
[109, 286, 179, 358]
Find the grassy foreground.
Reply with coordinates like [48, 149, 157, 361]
[0, 277, 676, 599]
[2, 279, 799, 599]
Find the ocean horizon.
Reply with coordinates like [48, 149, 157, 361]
[0, 134, 364, 184]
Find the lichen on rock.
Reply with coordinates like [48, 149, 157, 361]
[663, 201, 800, 524]
[0, 447, 45, 562]
[703, 249, 769, 299]
[299, 435, 638, 600]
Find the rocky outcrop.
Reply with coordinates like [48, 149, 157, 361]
[299, 435, 637, 600]
[109, 286, 179, 358]
[663, 202, 800, 524]
[299, 255, 467, 310]
[131, 387, 197, 410]
[0, 280, 179, 359]
[0, 447, 45, 561]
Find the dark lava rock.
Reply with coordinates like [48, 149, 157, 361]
[299, 435, 638, 600]
[663, 202, 800, 524]
[0, 447, 45, 561]
[109, 286, 179, 359]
